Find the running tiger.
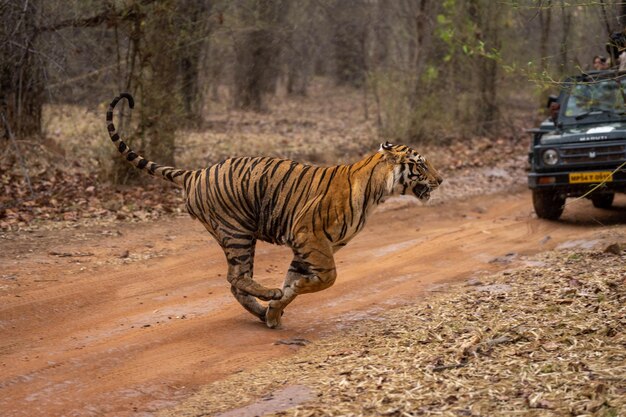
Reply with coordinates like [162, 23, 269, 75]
[106, 93, 443, 328]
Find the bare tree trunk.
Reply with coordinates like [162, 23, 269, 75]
[286, 38, 313, 96]
[618, 1, 626, 29]
[285, 1, 317, 96]
[539, 0, 552, 74]
[110, 0, 180, 183]
[139, 0, 179, 167]
[0, 0, 44, 139]
[558, 0, 572, 76]
[598, 0, 612, 35]
[111, 3, 144, 184]
[177, 0, 211, 124]
[234, 28, 280, 111]
[409, 0, 436, 109]
[468, 0, 500, 134]
[233, 0, 285, 111]
[538, 0, 552, 107]
[332, 0, 367, 87]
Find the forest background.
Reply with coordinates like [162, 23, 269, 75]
[2, 0, 626, 228]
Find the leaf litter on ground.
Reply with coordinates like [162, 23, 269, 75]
[161, 248, 625, 417]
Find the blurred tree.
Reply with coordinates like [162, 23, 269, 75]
[618, 0, 626, 28]
[539, 0, 552, 75]
[107, 0, 212, 182]
[177, 0, 212, 124]
[136, 0, 180, 168]
[407, 0, 438, 108]
[3, 0, 624, 172]
[233, 0, 287, 111]
[468, 0, 500, 133]
[558, 0, 573, 75]
[331, 0, 368, 88]
[284, 0, 321, 96]
[0, 0, 44, 139]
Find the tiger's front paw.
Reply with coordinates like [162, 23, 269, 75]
[258, 288, 283, 302]
[265, 306, 283, 329]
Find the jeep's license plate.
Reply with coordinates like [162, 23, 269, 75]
[568, 171, 613, 184]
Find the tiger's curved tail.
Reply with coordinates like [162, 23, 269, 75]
[106, 93, 189, 187]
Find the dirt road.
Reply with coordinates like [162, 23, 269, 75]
[1, 189, 625, 416]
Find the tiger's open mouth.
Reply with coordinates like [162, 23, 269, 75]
[412, 183, 431, 201]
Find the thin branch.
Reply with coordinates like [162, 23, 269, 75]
[7, 40, 64, 71]
[9, 0, 30, 38]
[1, 112, 34, 197]
[35, 0, 158, 33]
[598, 0, 612, 36]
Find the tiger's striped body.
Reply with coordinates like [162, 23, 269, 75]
[106, 93, 442, 328]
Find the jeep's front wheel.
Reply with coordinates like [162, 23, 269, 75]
[532, 189, 565, 220]
[591, 192, 614, 209]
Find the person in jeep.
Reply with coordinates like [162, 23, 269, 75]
[592, 55, 609, 70]
[528, 71, 626, 220]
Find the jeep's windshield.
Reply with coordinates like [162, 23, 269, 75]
[563, 77, 626, 121]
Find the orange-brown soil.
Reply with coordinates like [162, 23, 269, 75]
[1, 190, 625, 416]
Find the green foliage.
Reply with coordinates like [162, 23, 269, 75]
[369, 0, 618, 141]
[369, 70, 414, 141]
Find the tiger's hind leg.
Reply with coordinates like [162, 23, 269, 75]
[230, 286, 267, 322]
[265, 241, 337, 329]
[227, 263, 283, 302]
[200, 223, 276, 319]
[223, 239, 282, 304]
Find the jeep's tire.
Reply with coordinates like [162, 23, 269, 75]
[591, 192, 614, 209]
[532, 189, 565, 220]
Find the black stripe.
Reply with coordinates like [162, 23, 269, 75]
[235, 157, 250, 177]
[322, 226, 333, 242]
[249, 156, 268, 171]
[289, 260, 310, 275]
[239, 169, 256, 217]
[231, 157, 245, 173]
[347, 171, 354, 225]
[126, 152, 138, 161]
[209, 167, 255, 231]
[137, 159, 148, 169]
[357, 162, 380, 229]
[269, 159, 286, 177]
[319, 166, 339, 198]
[218, 165, 253, 226]
[351, 155, 375, 174]
[224, 243, 253, 249]
[339, 213, 348, 240]
[231, 232, 255, 240]
[227, 254, 251, 266]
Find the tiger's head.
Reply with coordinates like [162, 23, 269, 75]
[379, 141, 443, 201]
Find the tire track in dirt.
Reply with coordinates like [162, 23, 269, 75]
[1, 189, 625, 416]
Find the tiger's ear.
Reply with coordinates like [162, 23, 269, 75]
[379, 141, 401, 163]
[380, 141, 393, 151]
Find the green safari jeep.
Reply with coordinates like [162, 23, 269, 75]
[528, 71, 626, 220]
